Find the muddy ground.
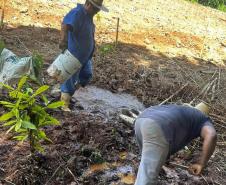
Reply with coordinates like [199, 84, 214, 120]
[0, 0, 226, 184]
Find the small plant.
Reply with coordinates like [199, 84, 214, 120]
[95, 13, 102, 22]
[90, 151, 104, 164]
[0, 76, 64, 154]
[31, 52, 44, 85]
[99, 43, 115, 56]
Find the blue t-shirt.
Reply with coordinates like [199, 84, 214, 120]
[63, 4, 95, 64]
[138, 105, 213, 155]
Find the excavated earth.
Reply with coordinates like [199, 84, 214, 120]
[0, 0, 226, 184]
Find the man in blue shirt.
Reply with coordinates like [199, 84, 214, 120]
[134, 102, 217, 185]
[59, 0, 108, 111]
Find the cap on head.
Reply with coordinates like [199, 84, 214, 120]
[88, 0, 109, 12]
[194, 102, 209, 115]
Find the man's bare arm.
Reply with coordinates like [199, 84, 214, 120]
[189, 124, 216, 175]
[59, 24, 73, 51]
[199, 125, 217, 166]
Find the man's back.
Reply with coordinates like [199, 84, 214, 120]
[138, 105, 213, 155]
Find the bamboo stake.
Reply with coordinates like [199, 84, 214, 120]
[0, 0, 6, 30]
[115, 17, 119, 47]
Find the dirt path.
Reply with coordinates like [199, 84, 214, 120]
[0, 0, 226, 184]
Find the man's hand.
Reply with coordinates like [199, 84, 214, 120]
[59, 39, 68, 52]
[189, 163, 204, 175]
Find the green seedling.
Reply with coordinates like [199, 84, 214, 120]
[31, 52, 44, 85]
[0, 76, 64, 154]
[99, 43, 115, 56]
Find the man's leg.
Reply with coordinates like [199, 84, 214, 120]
[135, 118, 169, 185]
[60, 71, 79, 111]
[78, 59, 93, 87]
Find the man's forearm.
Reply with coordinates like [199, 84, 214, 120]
[60, 24, 69, 41]
[199, 135, 216, 166]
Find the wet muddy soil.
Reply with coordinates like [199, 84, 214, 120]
[0, 0, 226, 184]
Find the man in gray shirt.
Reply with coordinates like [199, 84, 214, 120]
[134, 103, 217, 185]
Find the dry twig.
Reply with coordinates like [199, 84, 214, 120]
[159, 82, 189, 105]
[45, 164, 63, 185]
[169, 162, 188, 170]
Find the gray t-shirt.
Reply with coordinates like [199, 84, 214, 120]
[138, 105, 213, 155]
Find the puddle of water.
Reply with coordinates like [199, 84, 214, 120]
[84, 160, 136, 185]
[121, 174, 135, 184]
[88, 162, 109, 174]
[73, 86, 145, 118]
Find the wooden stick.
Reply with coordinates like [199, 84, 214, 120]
[0, 166, 5, 172]
[115, 17, 119, 47]
[159, 82, 189, 105]
[214, 122, 226, 129]
[202, 77, 217, 99]
[217, 142, 226, 146]
[66, 167, 79, 185]
[169, 162, 189, 170]
[210, 113, 226, 122]
[2, 179, 16, 185]
[45, 164, 63, 185]
[217, 67, 221, 91]
[211, 79, 217, 101]
[0, 0, 6, 30]
[189, 75, 217, 105]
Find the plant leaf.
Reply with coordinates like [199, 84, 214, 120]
[34, 143, 44, 153]
[17, 76, 28, 91]
[32, 85, 49, 97]
[21, 121, 37, 130]
[12, 109, 19, 119]
[13, 135, 28, 141]
[3, 120, 17, 126]
[0, 82, 14, 90]
[15, 120, 22, 131]
[6, 125, 15, 134]
[47, 101, 64, 109]
[0, 101, 15, 108]
[38, 130, 52, 143]
[9, 90, 23, 99]
[0, 111, 14, 121]
[42, 95, 49, 105]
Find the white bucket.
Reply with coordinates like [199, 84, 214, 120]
[47, 49, 82, 83]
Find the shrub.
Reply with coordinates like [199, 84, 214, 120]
[0, 76, 64, 154]
[188, 0, 226, 11]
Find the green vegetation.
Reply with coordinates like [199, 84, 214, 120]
[188, 0, 226, 11]
[99, 43, 115, 56]
[32, 52, 44, 85]
[0, 39, 5, 54]
[0, 76, 64, 154]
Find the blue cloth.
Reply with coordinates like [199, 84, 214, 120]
[138, 104, 214, 155]
[61, 59, 93, 95]
[61, 3, 95, 95]
[63, 4, 95, 64]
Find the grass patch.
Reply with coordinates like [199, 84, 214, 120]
[187, 0, 226, 12]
